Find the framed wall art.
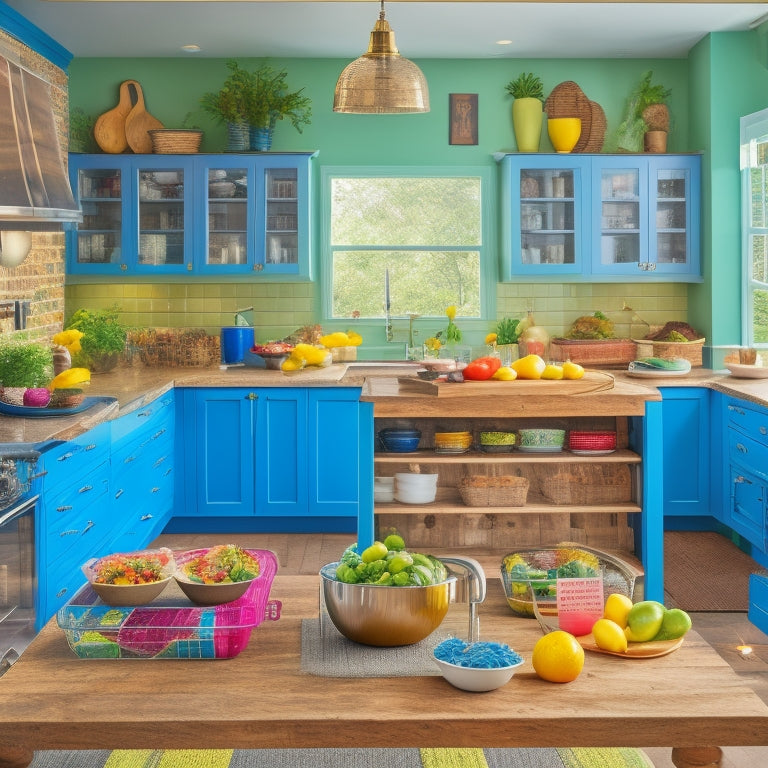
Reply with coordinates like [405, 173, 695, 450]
[449, 93, 478, 145]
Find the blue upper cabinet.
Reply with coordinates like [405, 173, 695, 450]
[500, 153, 701, 282]
[67, 152, 317, 278]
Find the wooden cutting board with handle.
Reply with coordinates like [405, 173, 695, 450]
[124, 80, 164, 153]
[93, 80, 133, 154]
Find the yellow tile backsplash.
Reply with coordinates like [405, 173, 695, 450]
[65, 280, 689, 345]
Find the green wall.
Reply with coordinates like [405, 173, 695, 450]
[67, 55, 704, 347]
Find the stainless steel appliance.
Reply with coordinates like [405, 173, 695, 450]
[0, 445, 39, 676]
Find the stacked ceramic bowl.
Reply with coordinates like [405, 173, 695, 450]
[517, 428, 566, 453]
[479, 431, 516, 453]
[568, 430, 617, 455]
[374, 476, 395, 503]
[394, 472, 438, 504]
[434, 431, 472, 454]
[378, 427, 421, 453]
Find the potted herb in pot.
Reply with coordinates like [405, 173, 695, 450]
[487, 317, 522, 366]
[65, 305, 128, 373]
[615, 70, 671, 153]
[200, 61, 252, 151]
[243, 64, 312, 151]
[505, 72, 545, 153]
[0, 337, 53, 406]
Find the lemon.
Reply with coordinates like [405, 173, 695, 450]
[485, 332, 498, 345]
[592, 618, 629, 653]
[511, 354, 546, 380]
[541, 364, 564, 380]
[531, 630, 585, 683]
[562, 361, 585, 380]
[603, 593, 633, 629]
[492, 366, 517, 381]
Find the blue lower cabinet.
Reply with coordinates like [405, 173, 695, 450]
[179, 387, 364, 529]
[660, 388, 711, 519]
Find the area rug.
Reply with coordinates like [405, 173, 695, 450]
[27, 747, 655, 768]
[664, 531, 767, 611]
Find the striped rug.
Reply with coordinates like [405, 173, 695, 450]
[28, 747, 655, 768]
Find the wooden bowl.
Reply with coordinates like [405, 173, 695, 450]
[91, 576, 172, 606]
[173, 576, 254, 606]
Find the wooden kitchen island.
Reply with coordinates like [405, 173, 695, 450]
[0, 573, 765, 768]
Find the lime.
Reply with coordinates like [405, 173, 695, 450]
[361, 541, 388, 564]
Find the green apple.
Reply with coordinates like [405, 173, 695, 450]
[652, 608, 692, 641]
[624, 600, 666, 642]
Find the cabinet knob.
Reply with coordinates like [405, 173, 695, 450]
[254, 263, 264, 271]
[187, 263, 193, 271]
[120, 263, 127, 271]
[735, 475, 752, 484]
[141, 513, 153, 520]
[247, 392, 259, 400]
[736, 443, 747, 453]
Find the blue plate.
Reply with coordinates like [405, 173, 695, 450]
[0, 396, 116, 418]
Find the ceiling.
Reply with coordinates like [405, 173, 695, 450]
[6, 0, 768, 59]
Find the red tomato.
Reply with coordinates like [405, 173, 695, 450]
[462, 356, 501, 381]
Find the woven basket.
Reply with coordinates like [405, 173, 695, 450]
[544, 81, 593, 152]
[458, 476, 529, 507]
[550, 338, 636, 367]
[633, 338, 705, 367]
[148, 129, 203, 154]
[585, 101, 607, 152]
[128, 328, 220, 367]
[539, 464, 631, 505]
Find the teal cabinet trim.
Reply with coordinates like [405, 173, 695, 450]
[67, 152, 316, 278]
[500, 153, 701, 282]
[660, 387, 711, 518]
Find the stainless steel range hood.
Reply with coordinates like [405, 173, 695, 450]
[0, 54, 81, 230]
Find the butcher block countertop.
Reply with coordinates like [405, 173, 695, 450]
[2, 361, 768, 445]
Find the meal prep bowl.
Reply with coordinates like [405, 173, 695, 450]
[433, 651, 524, 692]
[320, 556, 486, 647]
[173, 576, 254, 606]
[90, 577, 172, 607]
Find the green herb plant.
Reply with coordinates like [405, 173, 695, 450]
[244, 64, 312, 132]
[65, 305, 128, 369]
[495, 318, 521, 345]
[0, 337, 53, 388]
[200, 61, 252, 125]
[505, 72, 544, 101]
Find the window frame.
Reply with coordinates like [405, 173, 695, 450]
[320, 165, 496, 326]
[740, 108, 768, 347]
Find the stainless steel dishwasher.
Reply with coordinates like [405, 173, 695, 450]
[0, 445, 40, 676]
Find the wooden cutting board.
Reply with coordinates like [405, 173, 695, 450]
[397, 370, 614, 397]
[124, 80, 164, 154]
[93, 80, 133, 154]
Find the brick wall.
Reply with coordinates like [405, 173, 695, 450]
[0, 30, 68, 340]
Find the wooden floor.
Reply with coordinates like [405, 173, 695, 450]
[152, 531, 768, 768]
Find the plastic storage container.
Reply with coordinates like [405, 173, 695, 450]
[57, 549, 279, 659]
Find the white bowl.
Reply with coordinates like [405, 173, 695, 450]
[374, 489, 395, 503]
[395, 487, 437, 504]
[374, 476, 395, 487]
[395, 473, 438, 487]
[433, 656, 524, 692]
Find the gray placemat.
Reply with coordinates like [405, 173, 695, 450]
[300, 607, 472, 678]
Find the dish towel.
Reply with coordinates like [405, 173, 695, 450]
[27, 747, 655, 768]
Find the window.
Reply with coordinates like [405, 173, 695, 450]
[323, 168, 490, 321]
[741, 109, 768, 345]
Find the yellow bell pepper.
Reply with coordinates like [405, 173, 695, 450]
[49, 367, 91, 391]
[319, 332, 351, 348]
[345, 331, 363, 347]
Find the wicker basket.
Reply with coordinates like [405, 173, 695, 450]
[550, 338, 636, 367]
[128, 328, 220, 367]
[633, 338, 705, 367]
[148, 129, 203, 154]
[539, 464, 631, 505]
[458, 476, 529, 507]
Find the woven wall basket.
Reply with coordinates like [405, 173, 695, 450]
[148, 129, 203, 154]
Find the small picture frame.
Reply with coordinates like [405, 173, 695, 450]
[449, 93, 478, 145]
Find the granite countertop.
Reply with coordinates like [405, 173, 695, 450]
[1, 361, 767, 447]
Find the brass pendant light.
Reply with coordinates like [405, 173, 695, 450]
[333, 1, 430, 114]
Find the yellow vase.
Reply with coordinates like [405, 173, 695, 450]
[512, 98, 543, 153]
[548, 117, 582, 153]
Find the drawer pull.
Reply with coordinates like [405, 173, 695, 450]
[56, 588, 68, 598]
[78, 484, 93, 494]
[140, 513, 153, 521]
[151, 487, 160, 494]
[138, 408, 153, 419]
[124, 455, 137, 464]
[83, 520, 94, 533]
[736, 443, 748, 454]
[153, 456, 166, 468]
[60, 529, 79, 537]
[114, 488, 124, 499]
[56, 505, 73, 513]
[84, 443, 97, 452]
[728, 405, 746, 415]
[57, 452, 74, 463]
[152, 428, 167, 439]
[247, 392, 259, 400]
[735, 475, 753, 485]
[163, 467, 172, 477]
[761, 426, 767, 436]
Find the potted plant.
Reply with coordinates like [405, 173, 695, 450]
[0, 337, 53, 405]
[65, 305, 128, 373]
[615, 71, 671, 153]
[200, 61, 253, 150]
[505, 72, 544, 153]
[243, 64, 312, 151]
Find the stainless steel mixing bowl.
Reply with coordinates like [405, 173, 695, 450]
[319, 556, 486, 647]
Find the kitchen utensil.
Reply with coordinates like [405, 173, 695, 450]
[319, 555, 485, 646]
[124, 80, 165, 154]
[94, 80, 133, 154]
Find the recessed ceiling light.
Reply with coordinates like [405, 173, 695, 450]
[496, 40, 513, 46]
[181, 44, 201, 53]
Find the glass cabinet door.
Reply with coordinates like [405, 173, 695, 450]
[519, 167, 577, 268]
[598, 167, 643, 268]
[137, 167, 185, 267]
[75, 168, 123, 265]
[654, 168, 690, 267]
[264, 168, 299, 267]
[206, 166, 248, 267]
